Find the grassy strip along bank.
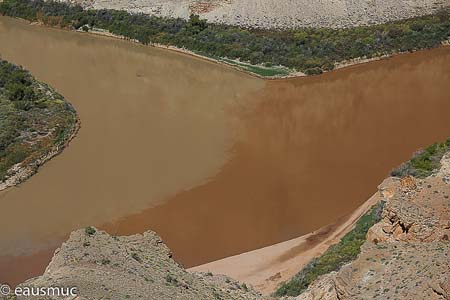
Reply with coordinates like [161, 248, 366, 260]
[276, 138, 450, 297]
[0, 58, 79, 188]
[275, 201, 385, 297]
[1, 0, 450, 77]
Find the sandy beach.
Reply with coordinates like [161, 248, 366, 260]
[190, 189, 382, 294]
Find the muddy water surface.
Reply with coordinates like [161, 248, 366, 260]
[1, 16, 450, 285]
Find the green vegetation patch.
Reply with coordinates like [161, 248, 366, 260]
[391, 139, 450, 178]
[0, 58, 77, 181]
[85, 226, 96, 236]
[1, 0, 449, 77]
[275, 201, 385, 297]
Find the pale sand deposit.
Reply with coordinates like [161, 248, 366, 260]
[189, 188, 383, 294]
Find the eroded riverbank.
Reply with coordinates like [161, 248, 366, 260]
[0, 16, 450, 286]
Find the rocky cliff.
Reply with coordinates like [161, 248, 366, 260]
[9, 229, 263, 300]
[289, 153, 450, 300]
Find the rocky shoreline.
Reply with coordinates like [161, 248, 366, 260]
[287, 153, 450, 300]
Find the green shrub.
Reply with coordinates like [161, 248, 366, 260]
[0, 58, 77, 182]
[391, 140, 449, 178]
[165, 274, 180, 286]
[85, 226, 96, 236]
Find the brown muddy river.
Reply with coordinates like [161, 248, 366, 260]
[1, 16, 450, 285]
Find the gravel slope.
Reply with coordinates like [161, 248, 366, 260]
[70, 0, 450, 28]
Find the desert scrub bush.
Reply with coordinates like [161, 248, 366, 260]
[275, 201, 385, 297]
[85, 226, 96, 236]
[0, 58, 78, 182]
[165, 274, 180, 286]
[131, 253, 142, 263]
[241, 283, 249, 292]
[391, 139, 450, 178]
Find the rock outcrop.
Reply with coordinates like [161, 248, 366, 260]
[10, 229, 263, 300]
[290, 153, 450, 300]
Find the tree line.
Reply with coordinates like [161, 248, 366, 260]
[1, 0, 449, 75]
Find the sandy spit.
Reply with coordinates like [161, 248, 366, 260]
[189, 189, 382, 295]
